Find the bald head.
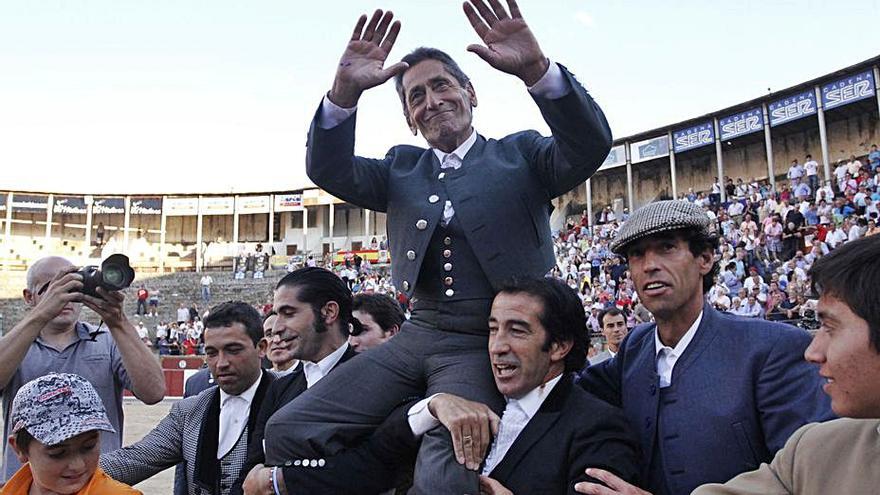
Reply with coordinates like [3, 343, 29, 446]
[26, 256, 74, 292]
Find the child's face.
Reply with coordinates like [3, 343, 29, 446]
[13, 430, 100, 494]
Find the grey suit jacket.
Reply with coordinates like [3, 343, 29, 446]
[306, 64, 612, 297]
[101, 372, 273, 495]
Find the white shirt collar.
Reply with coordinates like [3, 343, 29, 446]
[506, 373, 563, 421]
[218, 372, 261, 408]
[303, 342, 349, 389]
[608, 349, 617, 359]
[654, 310, 703, 359]
[432, 128, 477, 163]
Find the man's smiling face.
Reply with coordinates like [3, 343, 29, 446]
[401, 59, 476, 153]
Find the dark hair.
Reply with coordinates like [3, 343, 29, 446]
[680, 227, 720, 294]
[14, 429, 33, 453]
[203, 301, 263, 346]
[393, 47, 471, 111]
[352, 293, 405, 333]
[276, 267, 353, 337]
[498, 278, 588, 373]
[809, 235, 880, 352]
[598, 307, 624, 328]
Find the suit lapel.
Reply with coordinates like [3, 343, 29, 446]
[668, 303, 720, 383]
[489, 376, 571, 482]
[194, 389, 221, 493]
[246, 371, 275, 435]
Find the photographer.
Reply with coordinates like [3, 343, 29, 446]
[0, 256, 165, 481]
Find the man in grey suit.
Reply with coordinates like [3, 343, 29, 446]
[101, 302, 273, 495]
[589, 307, 629, 366]
[264, 1, 612, 492]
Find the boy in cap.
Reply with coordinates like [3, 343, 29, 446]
[577, 200, 831, 495]
[3, 373, 140, 494]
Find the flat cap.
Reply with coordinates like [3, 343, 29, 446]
[610, 200, 710, 255]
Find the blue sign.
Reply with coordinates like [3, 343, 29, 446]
[93, 197, 125, 215]
[719, 107, 764, 140]
[12, 194, 49, 212]
[599, 144, 627, 170]
[53, 196, 87, 214]
[769, 90, 817, 127]
[0, 194, 6, 211]
[822, 70, 875, 111]
[673, 122, 715, 153]
[631, 135, 670, 163]
[130, 197, 162, 215]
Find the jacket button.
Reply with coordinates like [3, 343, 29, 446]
[318, 459, 326, 467]
[443, 236, 452, 246]
[445, 289, 455, 297]
[406, 250, 416, 260]
[287, 460, 295, 466]
[428, 195, 440, 203]
[402, 281, 410, 291]
[444, 263, 453, 271]
[438, 172, 446, 181]
[443, 249, 452, 258]
[444, 277, 454, 286]
[416, 219, 428, 230]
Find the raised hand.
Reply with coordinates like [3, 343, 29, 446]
[329, 10, 408, 108]
[463, 0, 549, 86]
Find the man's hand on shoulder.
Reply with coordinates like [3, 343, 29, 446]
[462, 0, 549, 86]
[328, 9, 409, 108]
[428, 393, 500, 471]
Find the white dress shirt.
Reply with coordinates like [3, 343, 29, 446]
[654, 311, 703, 388]
[302, 342, 349, 389]
[407, 374, 563, 475]
[217, 375, 262, 458]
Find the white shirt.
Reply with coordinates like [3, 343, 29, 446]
[302, 342, 349, 389]
[217, 374, 262, 458]
[804, 160, 819, 176]
[406, 375, 563, 474]
[654, 311, 703, 388]
[201, 275, 213, 286]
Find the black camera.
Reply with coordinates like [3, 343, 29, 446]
[76, 254, 135, 298]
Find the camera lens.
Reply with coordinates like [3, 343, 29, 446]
[103, 266, 124, 286]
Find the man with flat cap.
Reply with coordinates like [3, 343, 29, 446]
[576, 200, 832, 495]
[265, 0, 612, 493]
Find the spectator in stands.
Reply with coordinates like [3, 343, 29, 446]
[787, 159, 804, 184]
[176, 303, 190, 325]
[4, 373, 140, 494]
[578, 200, 831, 495]
[825, 222, 847, 249]
[834, 159, 848, 187]
[869, 144, 880, 171]
[804, 154, 819, 192]
[200, 274, 214, 305]
[100, 301, 273, 493]
[349, 293, 405, 353]
[135, 285, 148, 316]
[147, 287, 160, 317]
[589, 307, 627, 365]
[135, 320, 151, 347]
[847, 154, 863, 177]
[0, 256, 165, 481]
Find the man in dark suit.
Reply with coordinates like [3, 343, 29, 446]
[234, 267, 359, 495]
[575, 201, 832, 495]
[100, 301, 273, 495]
[264, 278, 640, 495]
[265, 1, 612, 492]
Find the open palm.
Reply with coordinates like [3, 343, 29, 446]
[330, 10, 407, 108]
[464, 0, 548, 85]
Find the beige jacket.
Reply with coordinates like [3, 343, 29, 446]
[693, 418, 880, 495]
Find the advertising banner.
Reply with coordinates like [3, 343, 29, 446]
[821, 70, 875, 111]
[672, 121, 715, 153]
[11, 194, 49, 212]
[164, 197, 199, 216]
[598, 144, 627, 171]
[630, 136, 670, 163]
[769, 90, 817, 127]
[274, 193, 304, 212]
[130, 197, 163, 215]
[199, 197, 234, 215]
[719, 107, 764, 140]
[53, 196, 88, 214]
[92, 197, 125, 215]
[235, 196, 271, 214]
